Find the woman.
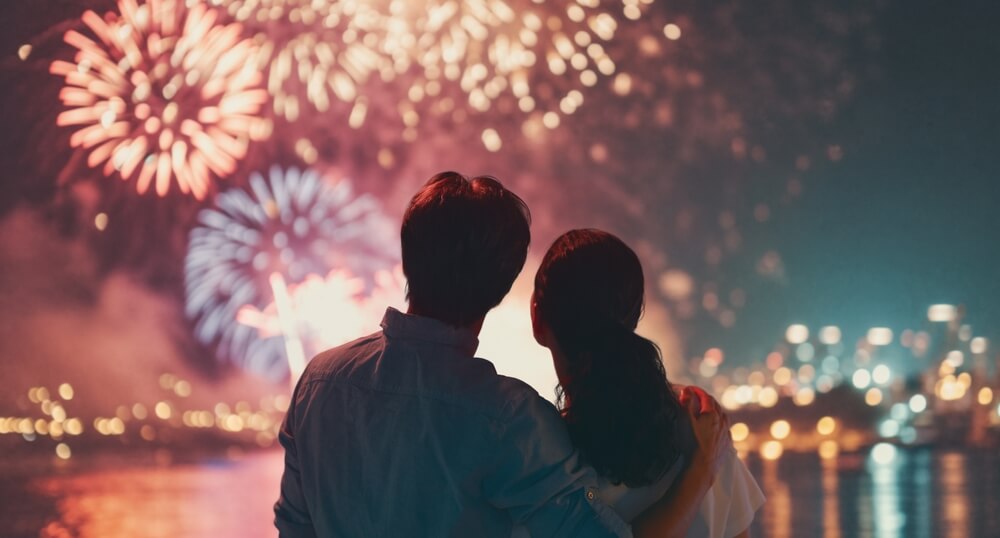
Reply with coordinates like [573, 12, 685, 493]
[531, 229, 765, 538]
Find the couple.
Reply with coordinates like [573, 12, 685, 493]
[274, 172, 764, 537]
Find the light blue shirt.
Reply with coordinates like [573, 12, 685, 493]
[274, 308, 632, 537]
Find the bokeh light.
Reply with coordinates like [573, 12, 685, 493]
[761, 440, 783, 461]
[872, 364, 891, 386]
[786, 324, 809, 344]
[866, 327, 893, 346]
[852, 368, 872, 389]
[871, 442, 897, 465]
[731, 422, 750, 442]
[927, 304, 957, 322]
[818, 440, 839, 460]
[817, 416, 836, 436]
[770, 420, 791, 440]
[818, 325, 841, 345]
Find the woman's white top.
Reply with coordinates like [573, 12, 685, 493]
[597, 447, 765, 538]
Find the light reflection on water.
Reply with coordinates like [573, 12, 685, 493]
[1, 448, 998, 537]
[821, 459, 842, 538]
[747, 448, 1000, 538]
[940, 452, 969, 538]
[4, 451, 283, 538]
[760, 461, 792, 537]
[870, 454, 903, 536]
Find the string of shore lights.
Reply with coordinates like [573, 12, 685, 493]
[3, 303, 996, 462]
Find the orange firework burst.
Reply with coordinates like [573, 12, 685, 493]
[50, 0, 271, 199]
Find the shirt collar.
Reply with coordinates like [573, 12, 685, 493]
[380, 307, 480, 356]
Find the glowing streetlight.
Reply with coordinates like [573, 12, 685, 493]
[927, 304, 956, 322]
[786, 324, 809, 344]
[867, 327, 893, 346]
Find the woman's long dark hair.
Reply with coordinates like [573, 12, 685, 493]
[534, 229, 686, 487]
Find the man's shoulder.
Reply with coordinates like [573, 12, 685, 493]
[490, 371, 545, 406]
[469, 366, 554, 423]
[301, 331, 384, 380]
[295, 333, 551, 424]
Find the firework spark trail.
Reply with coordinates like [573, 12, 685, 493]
[217, 0, 644, 146]
[184, 166, 397, 379]
[218, 0, 392, 124]
[267, 272, 308, 383]
[238, 265, 405, 357]
[51, 0, 271, 199]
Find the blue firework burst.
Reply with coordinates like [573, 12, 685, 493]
[184, 165, 397, 379]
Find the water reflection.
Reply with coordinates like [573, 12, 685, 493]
[24, 452, 283, 538]
[938, 452, 969, 538]
[746, 448, 1000, 538]
[821, 459, 842, 538]
[1, 448, 998, 537]
[911, 450, 933, 538]
[760, 459, 792, 538]
[870, 449, 904, 537]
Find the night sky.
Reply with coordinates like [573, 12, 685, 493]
[724, 0, 1000, 359]
[1, 0, 997, 370]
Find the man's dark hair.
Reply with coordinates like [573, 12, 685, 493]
[401, 171, 531, 327]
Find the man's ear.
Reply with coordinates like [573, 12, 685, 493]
[530, 291, 547, 347]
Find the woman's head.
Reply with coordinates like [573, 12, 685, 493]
[532, 229, 644, 340]
[533, 229, 685, 487]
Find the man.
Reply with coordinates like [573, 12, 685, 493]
[274, 172, 727, 537]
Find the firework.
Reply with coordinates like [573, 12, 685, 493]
[237, 265, 405, 367]
[218, 0, 392, 124]
[217, 0, 640, 145]
[389, 0, 628, 117]
[51, 0, 271, 199]
[184, 166, 397, 379]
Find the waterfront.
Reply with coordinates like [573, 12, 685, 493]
[3, 447, 998, 537]
[747, 448, 1000, 537]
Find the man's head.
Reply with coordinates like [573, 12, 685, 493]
[401, 171, 531, 327]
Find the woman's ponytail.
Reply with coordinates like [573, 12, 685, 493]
[556, 320, 685, 487]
